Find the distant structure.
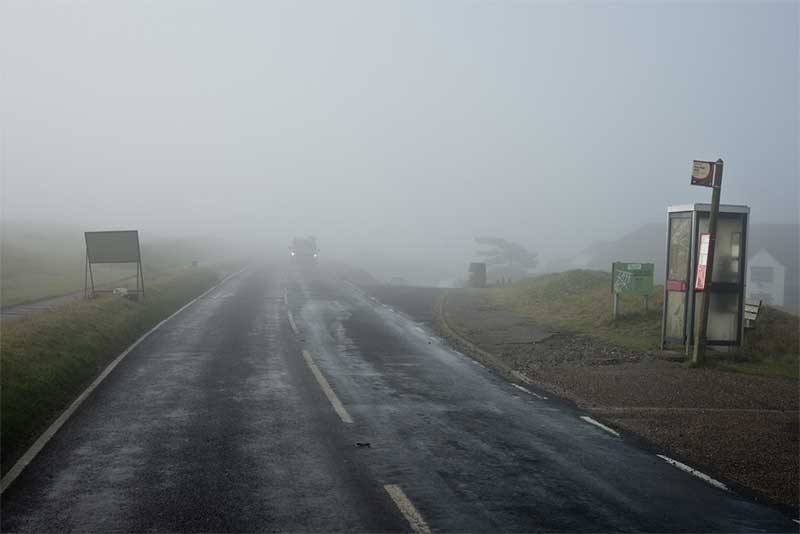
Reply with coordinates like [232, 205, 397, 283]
[747, 249, 785, 307]
[467, 262, 487, 288]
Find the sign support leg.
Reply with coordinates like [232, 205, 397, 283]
[138, 260, 145, 299]
[693, 159, 724, 365]
[88, 261, 96, 298]
[84, 252, 89, 299]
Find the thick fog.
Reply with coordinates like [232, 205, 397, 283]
[2, 1, 797, 283]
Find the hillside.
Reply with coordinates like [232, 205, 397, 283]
[576, 222, 799, 312]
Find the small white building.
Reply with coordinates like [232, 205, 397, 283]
[746, 249, 785, 306]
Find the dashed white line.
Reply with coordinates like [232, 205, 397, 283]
[580, 416, 620, 437]
[287, 310, 298, 335]
[384, 484, 431, 534]
[657, 454, 729, 491]
[301, 350, 353, 424]
[282, 289, 288, 306]
[511, 370, 533, 385]
[512, 383, 547, 400]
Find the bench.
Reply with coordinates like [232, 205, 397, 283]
[744, 299, 762, 329]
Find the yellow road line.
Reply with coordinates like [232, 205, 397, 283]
[301, 350, 353, 424]
[384, 484, 432, 534]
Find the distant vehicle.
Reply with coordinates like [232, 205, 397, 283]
[290, 236, 318, 265]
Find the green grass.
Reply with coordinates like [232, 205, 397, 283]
[487, 269, 799, 378]
[0, 266, 219, 475]
[708, 305, 800, 380]
[489, 270, 663, 351]
[1, 222, 235, 307]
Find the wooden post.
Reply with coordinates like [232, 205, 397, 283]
[693, 159, 724, 365]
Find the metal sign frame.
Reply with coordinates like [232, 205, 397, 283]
[84, 230, 145, 299]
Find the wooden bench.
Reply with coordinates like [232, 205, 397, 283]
[744, 299, 762, 329]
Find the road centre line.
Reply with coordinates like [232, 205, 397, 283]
[287, 309, 299, 335]
[657, 454, 728, 492]
[384, 484, 432, 534]
[580, 416, 620, 437]
[0, 266, 248, 495]
[301, 350, 353, 424]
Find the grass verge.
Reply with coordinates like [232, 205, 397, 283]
[488, 270, 798, 379]
[0, 266, 220, 475]
[489, 270, 663, 350]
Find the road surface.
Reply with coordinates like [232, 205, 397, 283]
[1, 265, 794, 532]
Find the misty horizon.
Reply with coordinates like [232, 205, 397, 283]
[2, 1, 797, 281]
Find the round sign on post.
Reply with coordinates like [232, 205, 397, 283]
[691, 160, 714, 187]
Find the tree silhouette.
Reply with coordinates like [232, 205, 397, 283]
[475, 236, 538, 270]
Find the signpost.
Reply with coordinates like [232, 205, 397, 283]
[611, 262, 654, 320]
[691, 159, 724, 364]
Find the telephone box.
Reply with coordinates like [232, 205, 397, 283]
[661, 204, 749, 350]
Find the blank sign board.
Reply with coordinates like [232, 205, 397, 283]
[85, 231, 141, 263]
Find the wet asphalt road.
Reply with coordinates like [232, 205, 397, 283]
[1, 265, 794, 532]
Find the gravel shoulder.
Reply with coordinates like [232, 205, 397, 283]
[366, 285, 799, 512]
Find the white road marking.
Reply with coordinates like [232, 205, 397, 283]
[384, 484, 431, 534]
[0, 266, 248, 494]
[511, 370, 533, 385]
[657, 454, 728, 491]
[301, 350, 353, 424]
[580, 416, 620, 437]
[793, 519, 800, 525]
[283, 289, 288, 306]
[287, 310, 299, 335]
[512, 383, 547, 400]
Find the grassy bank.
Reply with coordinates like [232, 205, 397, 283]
[488, 270, 798, 378]
[0, 266, 220, 474]
[718, 305, 800, 379]
[1, 222, 237, 307]
[489, 270, 663, 350]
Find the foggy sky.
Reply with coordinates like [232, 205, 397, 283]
[1, 1, 797, 278]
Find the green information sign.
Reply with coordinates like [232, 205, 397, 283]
[612, 262, 654, 295]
